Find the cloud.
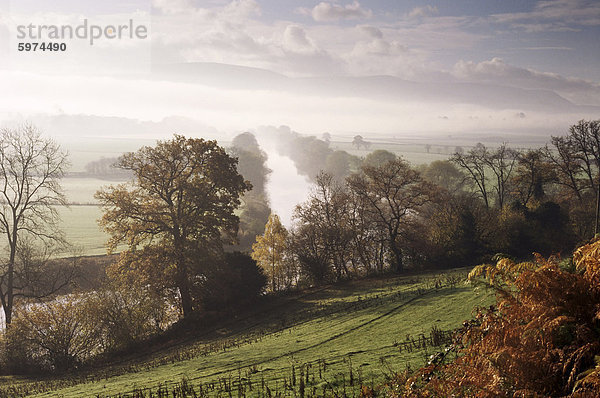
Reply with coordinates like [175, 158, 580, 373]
[358, 25, 383, 39]
[453, 57, 600, 105]
[491, 0, 600, 31]
[283, 25, 318, 55]
[407, 5, 439, 19]
[303, 1, 372, 22]
[222, 0, 261, 20]
[351, 26, 407, 57]
[152, 0, 194, 15]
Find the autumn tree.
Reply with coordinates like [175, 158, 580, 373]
[347, 159, 434, 273]
[7, 295, 102, 371]
[96, 135, 250, 318]
[510, 148, 556, 207]
[292, 173, 354, 281]
[0, 125, 71, 325]
[251, 213, 288, 292]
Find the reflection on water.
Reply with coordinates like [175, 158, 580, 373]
[261, 146, 312, 227]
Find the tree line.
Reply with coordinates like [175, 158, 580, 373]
[251, 120, 599, 291]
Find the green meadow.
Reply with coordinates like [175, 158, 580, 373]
[4, 269, 494, 397]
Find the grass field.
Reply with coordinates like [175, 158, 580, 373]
[5, 269, 494, 398]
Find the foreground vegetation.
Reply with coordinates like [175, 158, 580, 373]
[0, 268, 491, 397]
[377, 238, 600, 397]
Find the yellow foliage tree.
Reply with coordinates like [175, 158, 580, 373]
[251, 214, 288, 292]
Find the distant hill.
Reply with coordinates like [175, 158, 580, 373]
[151, 62, 600, 113]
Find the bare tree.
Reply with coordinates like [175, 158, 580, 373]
[347, 159, 435, 273]
[452, 143, 519, 208]
[0, 125, 70, 325]
[482, 143, 519, 209]
[452, 143, 491, 208]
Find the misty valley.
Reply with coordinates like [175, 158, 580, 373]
[2, 0, 600, 396]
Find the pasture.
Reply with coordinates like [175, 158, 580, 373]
[6, 269, 494, 397]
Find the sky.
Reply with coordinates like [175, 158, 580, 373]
[0, 0, 599, 138]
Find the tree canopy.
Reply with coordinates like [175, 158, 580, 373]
[96, 135, 250, 318]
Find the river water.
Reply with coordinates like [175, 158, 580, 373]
[261, 146, 313, 227]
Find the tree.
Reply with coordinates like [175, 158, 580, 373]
[545, 120, 600, 237]
[363, 149, 396, 168]
[452, 143, 519, 208]
[96, 135, 250, 318]
[510, 149, 555, 207]
[451, 143, 491, 208]
[352, 135, 366, 150]
[563, 120, 600, 234]
[229, 132, 272, 250]
[292, 173, 354, 281]
[324, 150, 352, 182]
[7, 295, 102, 371]
[231, 131, 260, 150]
[482, 143, 519, 209]
[422, 160, 465, 194]
[201, 252, 267, 310]
[0, 125, 70, 325]
[85, 283, 173, 352]
[347, 159, 434, 272]
[251, 214, 288, 292]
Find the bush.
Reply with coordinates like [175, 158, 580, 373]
[393, 239, 600, 397]
[199, 252, 267, 311]
[85, 284, 177, 352]
[4, 295, 101, 372]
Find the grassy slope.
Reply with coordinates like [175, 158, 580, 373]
[10, 268, 494, 398]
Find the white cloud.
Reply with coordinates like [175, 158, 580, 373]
[283, 25, 317, 55]
[222, 0, 261, 20]
[304, 1, 372, 22]
[407, 5, 439, 19]
[152, 0, 194, 15]
[358, 25, 383, 39]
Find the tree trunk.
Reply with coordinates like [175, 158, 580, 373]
[5, 226, 18, 325]
[594, 174, 600, 236]
[390, 241, 403, 273]
[178, 268, 193, 319]
[174, 237, 193, 318]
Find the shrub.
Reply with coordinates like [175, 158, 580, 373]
[4, 295, 101, 372]
[85, 284, 177, 352]
[392, 240, 600, 397]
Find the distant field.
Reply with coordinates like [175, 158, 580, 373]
[57, 206, 111, 256]
[57, 177, 120, 256]
[331, 141, 451, 165]
[12, 269, 494, 397]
